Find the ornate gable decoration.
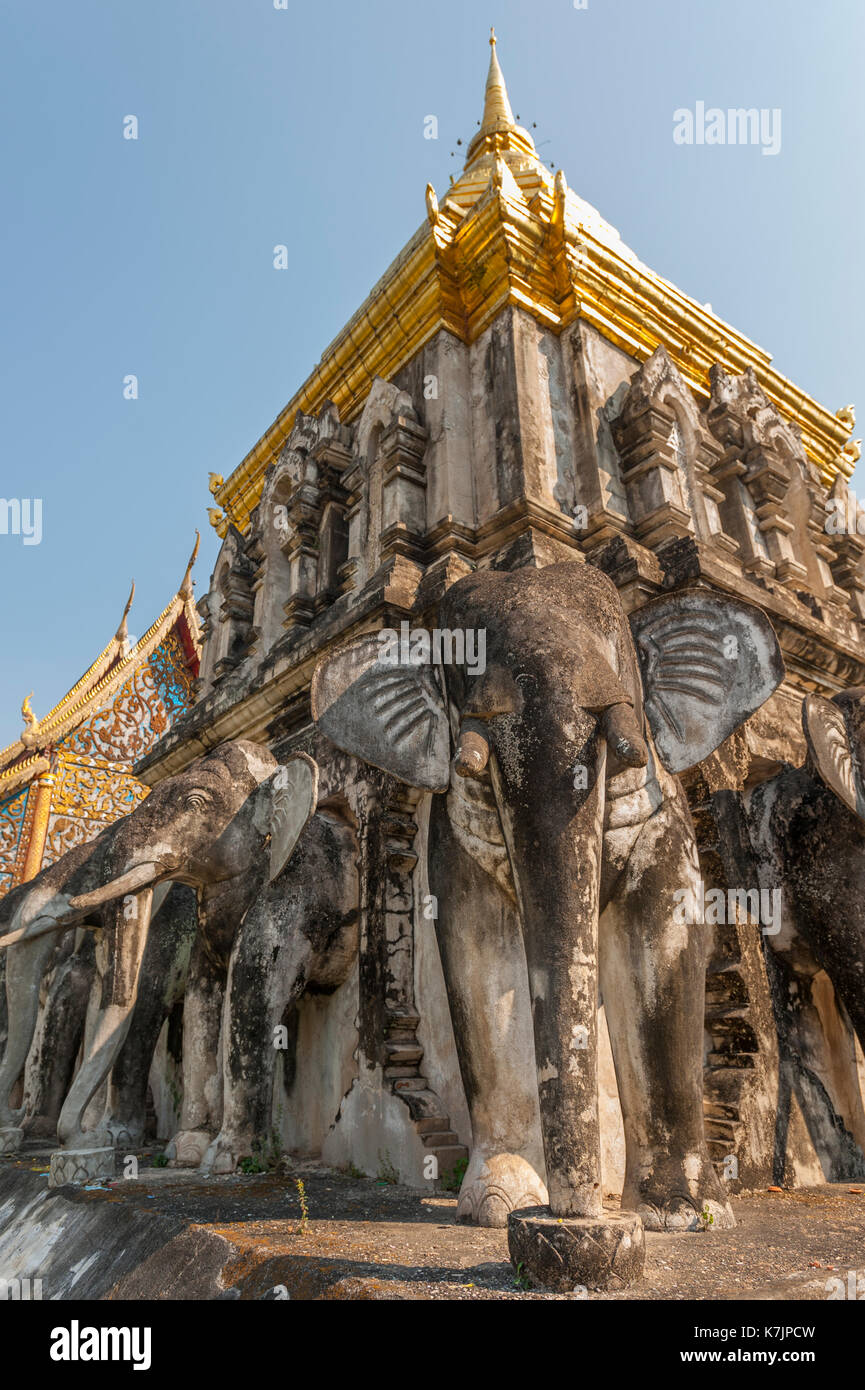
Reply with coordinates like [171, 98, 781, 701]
[0, 542, 201, 896]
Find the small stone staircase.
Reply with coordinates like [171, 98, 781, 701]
[385, 1010, 468, 1180]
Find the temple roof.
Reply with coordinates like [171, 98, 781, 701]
[209, 33, 858, 537]
[0, 537, 202, 799]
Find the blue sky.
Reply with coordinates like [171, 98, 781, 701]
[1, 0, 862, 748]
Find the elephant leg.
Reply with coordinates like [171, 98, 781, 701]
[57, 890, 153, 1150]
[0, 933, 61, 1137]
[166, 932, 225, 1167]
[22, 933, 95, 1135]
[104, 884, 195, 1147]
[429, 791, 547, 1227]
[600, 793, 734, 1230]
[202, 896, 314, 1176]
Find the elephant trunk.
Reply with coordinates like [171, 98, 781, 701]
[489, 709, 607, 1219]
[56, 887, 155, 1148]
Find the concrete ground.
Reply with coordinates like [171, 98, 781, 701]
[1, 1143, 864, 1300]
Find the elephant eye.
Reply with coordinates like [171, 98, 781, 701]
[184, 791, 211, 810]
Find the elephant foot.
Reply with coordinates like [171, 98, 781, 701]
[103, 1118, 144, 1150]
[456, 1151, 548, 1228]
[200, 1132, 254, 1176]
[0, 1126, 24, 1154]
[166, 1128, 212, 1168]
[631, 1158, 735, 1232]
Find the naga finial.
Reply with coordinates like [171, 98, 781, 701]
[20, 693, 40, 748]
[114, 579, 135, 647]
[836, 404, 856, 433]
[180, 530, 201, 600]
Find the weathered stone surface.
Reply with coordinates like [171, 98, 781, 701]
[0, 1126, 23, 1153]
[508, 1206, 645, 1291]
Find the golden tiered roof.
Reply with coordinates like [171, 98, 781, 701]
[209, 31, 858, 538]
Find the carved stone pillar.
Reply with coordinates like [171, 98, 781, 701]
[379, 414, 428, 564]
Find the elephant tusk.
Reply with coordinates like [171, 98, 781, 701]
[454, 723, 491, 779]
[68, 862, 161, 912]
[0, 912, 76, 951]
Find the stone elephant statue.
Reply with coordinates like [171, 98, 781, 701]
[0, 818, 194, 1152]
[746, 689, 865, 1052]
[312, 560, 784, 1230]
[18, 739, 359, 1174]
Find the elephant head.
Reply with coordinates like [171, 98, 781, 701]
[0, 742, 319, 950]
[312, 561, 784, 1224]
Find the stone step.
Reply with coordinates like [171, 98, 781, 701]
[414, 1114, 453, 1137]
[707, 1052, 756, 1069]
[418, 1131, 460, 1149]
[385, 1043, 424, 1065]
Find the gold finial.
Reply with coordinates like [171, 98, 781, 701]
[180, 530, 201, 601]
[479, 27, 515, 134]
[114, 579, 135, 646]
[208, 507, 224, 530]
[21, 693, 40, 748]
[836, 404, 856, 433]
[425, 182, 440, 225]
[208, 472, 224, 496]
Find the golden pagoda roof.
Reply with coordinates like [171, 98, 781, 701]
[0, 537, 202, 798]
[210, 33, 857, 537]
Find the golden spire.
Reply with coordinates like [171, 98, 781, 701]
[480, 29, 515, 133]
[463, 29, 538, 173]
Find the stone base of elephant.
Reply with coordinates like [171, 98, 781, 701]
[456, 1151, 548, 1228]
[48, 1145, 114, 1188]
[165, 1128, 213, 1168]
[0, 1125, 24, 1154]
[508, 1207, 645, 1292]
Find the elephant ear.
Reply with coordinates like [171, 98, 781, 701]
[629, 590, 785, 774]
[802, 694, 865, 819]
[267, 753, 319, 883]
[311, 633, 451, 792]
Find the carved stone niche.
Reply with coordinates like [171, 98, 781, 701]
[824, 476, 865, 620]
[247, 403, 352, 657]
[708, 365, 845, 604]
[611, 346, 738, 560]
[340, 377, 428, 594]
[197, 524, 255, 692]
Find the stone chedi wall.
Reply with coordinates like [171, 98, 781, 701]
[139, 36, 865, 1192]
